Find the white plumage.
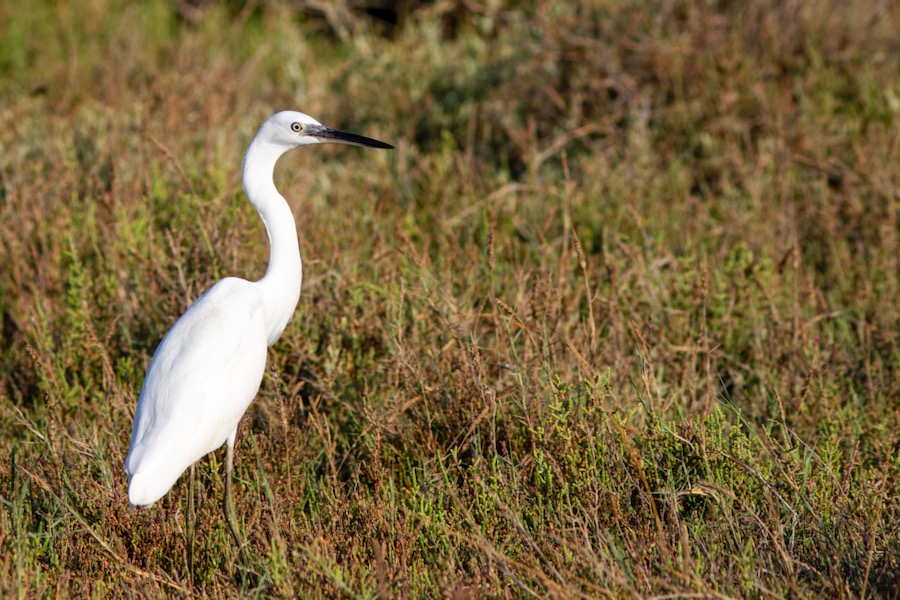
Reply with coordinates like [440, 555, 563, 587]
[125, 111, 392, 514]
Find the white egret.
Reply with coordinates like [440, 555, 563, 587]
[125, 111, 392, 546]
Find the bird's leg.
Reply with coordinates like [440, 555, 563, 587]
[187, 463, 196, 584]
[224, 429, 246, 560]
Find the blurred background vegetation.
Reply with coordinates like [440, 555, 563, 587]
[0, 0, 898, 596]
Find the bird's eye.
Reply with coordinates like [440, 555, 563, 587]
[291, 122, 303, 132]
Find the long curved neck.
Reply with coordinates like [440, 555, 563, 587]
[242, 137, 303, 346]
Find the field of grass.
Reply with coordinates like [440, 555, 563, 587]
[1, 0, 898, 596]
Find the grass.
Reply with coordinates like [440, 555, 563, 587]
[0, 0, 898, 596]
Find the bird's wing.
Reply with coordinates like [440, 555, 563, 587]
[125, 277, 269, 504]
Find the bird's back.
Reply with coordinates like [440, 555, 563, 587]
[125, 277, 269, 506]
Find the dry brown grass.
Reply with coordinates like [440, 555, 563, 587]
[1, 0, 898, 597]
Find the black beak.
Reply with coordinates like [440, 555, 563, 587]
[307, 125, 393, 149]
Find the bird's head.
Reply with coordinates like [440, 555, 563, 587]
[261, 110, 393, 150]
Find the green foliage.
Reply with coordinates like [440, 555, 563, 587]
[0, 0, 898, 597]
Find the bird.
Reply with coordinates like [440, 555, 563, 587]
[125, 111, 393, 545]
